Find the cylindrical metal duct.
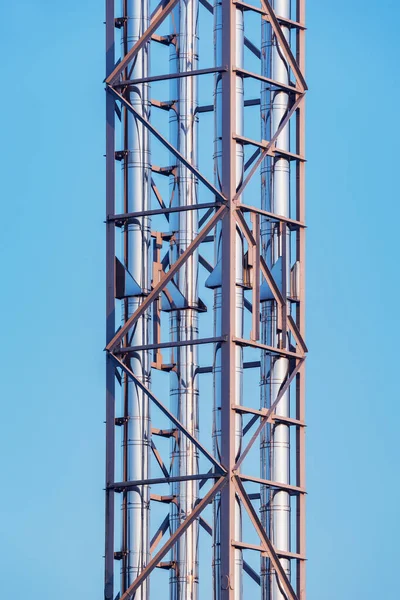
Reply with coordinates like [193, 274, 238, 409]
[260, 1, 291, 599]
[213, 3, 244, 600]
[120, 0, 151, 597]
[169, 2, 200, 599]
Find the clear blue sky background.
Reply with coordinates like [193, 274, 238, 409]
[0, 1, 399, 598]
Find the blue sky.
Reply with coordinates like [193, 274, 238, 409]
[0, 1, 399, 599]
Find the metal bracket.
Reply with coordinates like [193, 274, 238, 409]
[114, 17, 127, 29]
[115, 150, 128, 161]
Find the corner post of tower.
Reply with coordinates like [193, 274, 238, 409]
[105, 2, 116, 600]
[296, 0, 306, 596]
[219, 0, 238, 596]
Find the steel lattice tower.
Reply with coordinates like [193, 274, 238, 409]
[104, 0, 307, 598]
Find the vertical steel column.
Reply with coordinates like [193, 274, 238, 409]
[295, 2, 306, 596]
[105, 1, 116, 598]
[213, 0, 244, 598]
[120, 0, 151, 596]
[260, 1, 292, 599]
[169, 1, 200, 599]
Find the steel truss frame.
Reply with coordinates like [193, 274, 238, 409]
[104, 0, 306, 598]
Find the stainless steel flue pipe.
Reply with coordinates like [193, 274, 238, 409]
[212, 3, 244, 600]
[120, 0, 151, 596]
[260, 0, 291, 598]
[169, 2, 200, 599]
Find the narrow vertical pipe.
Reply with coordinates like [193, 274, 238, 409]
[120, 0, 151, 597]
[168, 2, 200, 599]
[260, 1, 291, 599]
[213, 2, 244, 600]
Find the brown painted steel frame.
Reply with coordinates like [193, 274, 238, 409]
[104, 0, 306, 597]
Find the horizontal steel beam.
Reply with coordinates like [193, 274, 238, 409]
[233, 0, 306, 29]
[234, 134, 305, 162]
[235, 67, 299, 95]
[197, 360, 260, 375]
[110, 472, 220, 491]
[151, 428, 176, 437]
[232, 540, 304, 561]
[238, 202, 305, 229]
[197, 98, 260, 114]
[239, 473, 305, 495]
[114, 66, 227, 87]
[108, 202, 221, 222]
[234, 337, 301, 359]
[115, 336, 226, 355]
[232, 404, 305, 427]
[232, 540, 266, 553]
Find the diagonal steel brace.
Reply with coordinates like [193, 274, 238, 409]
[106, 205, 226, 352]
[107, 86, 226, 203]
[110, 352, 226, 474]
[234, 357, 305, 470]
[233, 475, 298, 600]
[260, 0, 307, 92]
[106, 0, 180, 85]
[119, 476, 227, 600]
[233, 93, 305, 202]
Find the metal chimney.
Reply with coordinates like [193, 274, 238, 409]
[104, 0, 307, 598]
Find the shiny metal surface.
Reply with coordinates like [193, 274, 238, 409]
[169, 2, 200, 599]
[121, 0, 151, 597]
[260, 0, 291, 598]
[105, 0, 307, 596]
[213, 4, 244, 600]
